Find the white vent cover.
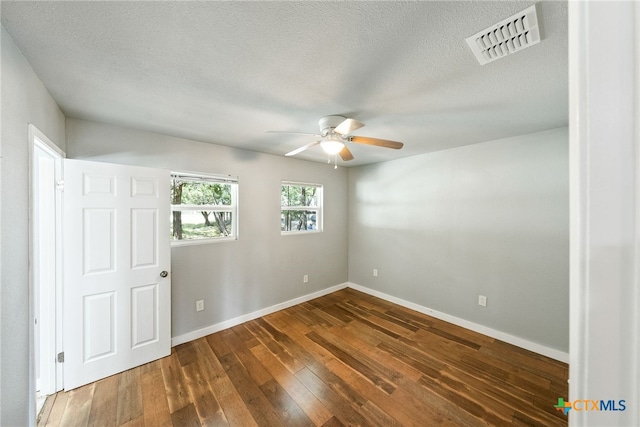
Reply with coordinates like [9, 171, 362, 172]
[465, 5, 541, 65]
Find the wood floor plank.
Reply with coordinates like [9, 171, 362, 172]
[458, 354, 552, 393]
[200, 337, 260, 426]
[43, 389, 69, 427]
[41, 288, 567, 427]
[259, 378, 315, 427]
[115, 367, 143, 426]
[262, 316, 335, 367]
[295, 367, 371, 426]
[244, 320, 306, 374]
[87, 374, 119, 427]
[391, 380, 480, 426]
[209, 371, 259, 427]
[440, 364, 536, 408]
[219, 351, 285, 426]
[176, 341, 199, 367]
[170, 403, 201, 427]
[336, 302, 418, 336]
[159, 349, 191, 414]
[117, 415, 144, 427]
[324, 358, 407, 427]
[231, 323, 260, 348]
[259, 322, 371, 412]
[317, 304, 356, 324]
[221, 327, 273, 386]
[182, 361, 229, 426]
[140, 367, 172, 427]
[284, 305, 321, 332]
[479, 340, 568, 382]
[360, 400, 403, 427]
[381, 306, 436, 330]
[376, 336, 444, 379]
[206, 330, 232, 359]
[37, 393, 57, 426]
[425, 316, 495, 347]
[60, 384, 94, 427]
[320, 326, 405, 386]
[138, 358, 163, 376]
[319, 416, 345, 427]
[306, 330, 397, 394]
[418, 370, 515, 425]
[250, 342, 333, 426]
[512, 407, 567, 427]
[310, 307, 346, 328]
[337, 322, 423, 382]
[192, 337, 226, 381]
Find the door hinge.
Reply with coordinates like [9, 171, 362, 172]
[57, 352, 64, 363]
[56, 180, 64, 191]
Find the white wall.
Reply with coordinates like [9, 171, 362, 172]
[0, 26, 66, 426]
[348, 127, 569, 353]
[66, 118, 349, 339]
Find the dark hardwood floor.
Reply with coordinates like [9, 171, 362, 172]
[38, 288, 568, 426]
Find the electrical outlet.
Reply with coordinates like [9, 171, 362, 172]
[373, 269, 378, 277]
[303, 274, 309, 283]
[196, 300, 204, 312]
[478, 295, 487, 307]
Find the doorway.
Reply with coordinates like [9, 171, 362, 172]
[30, 125, 64, 413]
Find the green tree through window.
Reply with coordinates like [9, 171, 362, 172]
[281, 182, 322, 233]
[171, 174, 237, 242]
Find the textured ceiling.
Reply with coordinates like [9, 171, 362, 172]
[1, 1, 568, 166]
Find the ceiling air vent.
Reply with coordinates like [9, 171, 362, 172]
[465, 5, 541, 65]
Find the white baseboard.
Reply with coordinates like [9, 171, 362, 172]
[171, 282, 349, 346]
[171, 281, 568, 364]
[347, 282, 569, 363]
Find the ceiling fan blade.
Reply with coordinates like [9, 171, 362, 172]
[349, 136, 404, 149]
[334, 118, 365, 135]
[285, 141, 321, 157]
[266, 131, 322, 137]
[339, 145, 354, 161]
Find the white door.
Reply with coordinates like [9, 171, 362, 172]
[63, 159, 171, 390]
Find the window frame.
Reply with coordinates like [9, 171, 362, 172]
[170, 171, 239, 246]
[280, 181, 323, 235]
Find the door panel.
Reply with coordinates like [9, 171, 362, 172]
[131, 208, 157, 268]
[131, 284, 158, 347]
[82, 208, 115, 274]
[64, 159, 170, 390]
[83, 292, 116, 361]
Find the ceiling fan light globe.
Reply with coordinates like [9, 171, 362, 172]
[321, 140, 345, 155]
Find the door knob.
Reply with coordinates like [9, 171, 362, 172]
[160, 271, 169, 278]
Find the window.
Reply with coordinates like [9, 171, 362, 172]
[170, 172, 238, 244]
[281, 181, 322, 233]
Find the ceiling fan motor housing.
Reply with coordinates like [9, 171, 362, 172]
[319, 115, 346, 136]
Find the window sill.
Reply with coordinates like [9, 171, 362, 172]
[171, 236, 237, 247]
[281, 230, 322, 236]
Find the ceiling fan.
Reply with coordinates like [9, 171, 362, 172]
[267, 115, 403, 162]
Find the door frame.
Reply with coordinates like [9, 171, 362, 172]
[568, 2, 639, 426]
[29, 124, 65, 404]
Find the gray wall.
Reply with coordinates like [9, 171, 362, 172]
[1, 26, 67, 426]
[66, 118, 349, 338]
[348, 127, 569, 352]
